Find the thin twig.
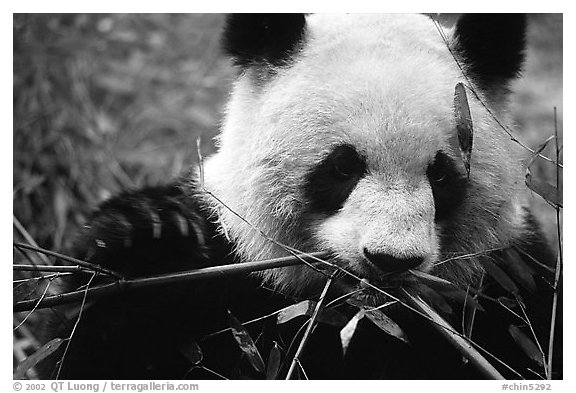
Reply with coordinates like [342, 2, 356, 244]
[13, 242, 122, 279]
[14, 273, 72, 284]
[527, 368, 547, 380]
[197, 365, 228, 380]
[547, 106, 562, 379]
[285, 274, 334, 380]
[55, 272, 96, 379]
[517, 299, 548, 378]
[497, 298, 526, 324]
[281, 315, 312, 375]
[14, 279, 53, 331]
[296, 359, 309, 380]
[324, 287, 366, 308]
[434, 247, 504, 267]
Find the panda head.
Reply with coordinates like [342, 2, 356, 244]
[203, 14, 528, 298]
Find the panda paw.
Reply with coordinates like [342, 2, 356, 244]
[71, 183, 215, 277]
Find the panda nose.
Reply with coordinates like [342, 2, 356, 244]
[363, 248, 424, 273]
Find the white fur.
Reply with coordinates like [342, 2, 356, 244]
[201, 14, 528, 297]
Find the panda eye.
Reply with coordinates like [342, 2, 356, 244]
[427, 151, 463, 186]
[427, 151, 468, 220]
[331, 145, 367, 179]
[304, 144, 367, 214]
[429, 172, 447, 185]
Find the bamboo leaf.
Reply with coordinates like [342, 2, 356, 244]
[365, 310, 408, 343]
[227, 310, 265, 374]
[410, 270, 454, 288]
[363, 308, 409, 344]
[481, 259, 520, 296]
[508, 325, 545, 368]
[180, 340, 203, 366]
[440, 288, 484, 312]
[276, 300, 347, 327]
[412, 271, 483, 311]
[525, 172, 562, 208]
[454, 82, 474, 177]
[346, 297, 408, 343]
[266, 342, 282, 380]
[340, 310, 364, 355]
[14, 338, 65, 380]
[526, 135, 555, 169]
[276, 300, 313, 324]
[419, 284, 454, 315]
[524, 135, 561, 208]
[501, 248, 538, 294]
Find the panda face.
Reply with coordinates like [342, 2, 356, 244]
[204, 14, 527, 297]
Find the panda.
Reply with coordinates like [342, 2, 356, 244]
[40, 14, 561, 380]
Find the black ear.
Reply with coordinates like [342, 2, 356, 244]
[453, 14, 526, 89]
[222, 14, 306, 68]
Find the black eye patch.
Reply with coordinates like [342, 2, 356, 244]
[303, 144, 367, 214]
[427, 151, 469, 220]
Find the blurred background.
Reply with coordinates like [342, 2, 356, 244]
[13, 14, 562, 374]
[14, 14, 231, 253]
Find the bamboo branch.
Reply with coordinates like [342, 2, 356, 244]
[13, 252, 329, 312]
[13, 265, 94, 274]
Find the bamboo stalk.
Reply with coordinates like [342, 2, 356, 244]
[13, 264, 94, 274]
[13, 252, 329, 312]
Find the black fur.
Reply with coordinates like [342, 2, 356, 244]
[453, 14, 526, 89]
[303, 144, 367, 214]
[222, 14, 306, 68]
[427, 151, 469, 221]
